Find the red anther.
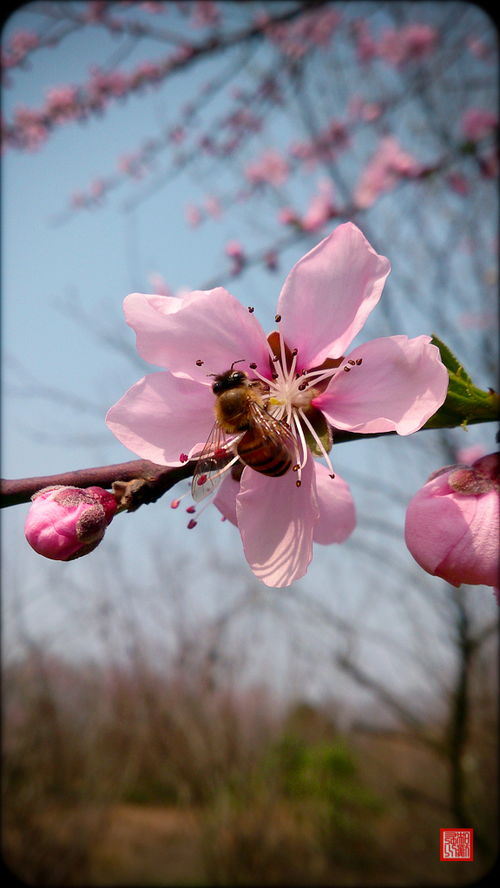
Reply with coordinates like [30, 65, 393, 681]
[197, 474, 208, 486]
[195, 359, 204, 366]
[248, 306, 254, 313]
[250, 362, 257, 369]
[186, 505, 196, 514]
[329, 473, 336, 479]
[170, 498, 181, 509]
[187, 519, 198, 529]
[179, 453, 189, 462]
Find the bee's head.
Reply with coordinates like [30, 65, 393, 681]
[210, 360, 247, 394]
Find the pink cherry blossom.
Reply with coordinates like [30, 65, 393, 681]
[405, 453, 499, 589]
[377, 24, 438, 67]
[354, 137, 422, 209]
[106, 223, 448, 587]
[301, 179, 336, 232]
[461, 108, 498, 142]
[25, 485, 117, 561]
[245, 149, 289, 186]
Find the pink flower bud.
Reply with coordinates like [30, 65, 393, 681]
[405, 452, 499, 588]
[24, 485, 117, 561]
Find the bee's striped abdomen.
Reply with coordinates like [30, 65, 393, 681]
[237, 428, 292, 476]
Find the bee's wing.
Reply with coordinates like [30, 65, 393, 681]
[247, 400, 297, 457]
[191, 422, 243, 502]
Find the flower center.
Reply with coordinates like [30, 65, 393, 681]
[249, 328, 343, 483]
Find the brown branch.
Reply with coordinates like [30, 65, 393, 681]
[0, 460, 194, 510]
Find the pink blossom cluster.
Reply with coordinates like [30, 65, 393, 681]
[1, 29, 39, 71]
[184, 195, 222, 228]
[348, 96, 384, 123]
[353, 20, 438, 67]
[245, 149, 289, 186]
[279, 180, 336, 233]
[191, 0, 220, 28]
[225, 240, 246, 275]
[461, 108, 498, 142]
[2, 43, 196, 151]
[290, 119, 351, 170]
[354, 136, 423, 209]
[266, 7, 341, 59]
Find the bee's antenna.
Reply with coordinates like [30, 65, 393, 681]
[230, 359, 245, 370]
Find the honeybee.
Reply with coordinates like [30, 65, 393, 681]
[191, 363, 297, 502]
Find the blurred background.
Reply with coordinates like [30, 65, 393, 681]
[1, 2, 498, 884]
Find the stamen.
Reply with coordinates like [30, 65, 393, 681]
[356, 358, 363, 365]
[275, 313, 281, 323]
[248, 306, 254, 313]
[291, 412, 309, 470]
[249, 362, 257, 369]
[344, 366, 351, 372]
[348, 359, 356, 366]
[298, 408, 335, 477]
[179, 453, 189, 463]
[186, 505, 196, 514]
[195, 359, 204, 366]
[187, 519, 197, 529]
[304, 367, 337, 385]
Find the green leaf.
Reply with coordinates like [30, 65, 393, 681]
[425, 335, 499, 429]
[430, 334, 473, 384]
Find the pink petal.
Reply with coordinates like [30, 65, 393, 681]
[106, 371, 214, 464]
[316, 335, 448, 435]
[213, 472, 240, 526]
[123, 289, 270, 380]
[277, 222, 391, 368]
[312, 462, 356, 544]
[236, 457, 319, 587]
[405, 473, 499, 587]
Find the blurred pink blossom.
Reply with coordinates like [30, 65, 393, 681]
[45, 86, 80, 122]
[204, 195, 222, 219]
[354, 136, 422, 209]
[352, 20, 378, 64]
[301, 179, 336, 231]
[461, 108, 498, 141]
[267, 7, 340, 58]
[245, 149, 289, 186]
[185, 204, 202, 227]
[405, 453, 499, 589]
[378, 23, 438, 66]
[192, 0, 220, 27]
[446, 171, 470, 196]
